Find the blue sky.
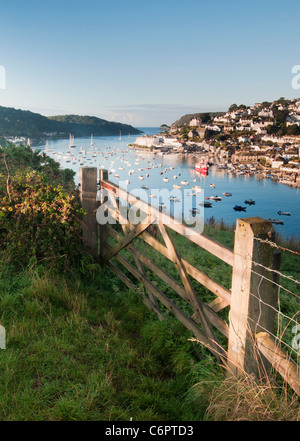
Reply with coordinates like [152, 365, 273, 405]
[0, 0, 299, 126]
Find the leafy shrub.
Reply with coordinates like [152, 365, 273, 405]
[0, 169, 87, 271]
[0, 145, 91, 273]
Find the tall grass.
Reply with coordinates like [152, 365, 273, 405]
[0, 264, 211, 421]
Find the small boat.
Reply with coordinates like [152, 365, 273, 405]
[141, 185, 149, 189]
[278, 211, 291, 216]
[210, 196, 222, 201]
[200, 201, 212, 208]
[192, 186, 202, 193]
[139, 176, 144, 180]
[268, 219, 284, 225]
[233, 205, 246, 212]
[223, 192, 232, 197]
[181, 180, 189, 185]
[244, 199, 255, 205]
[163, 178, 169, 182]
[195, 159, 209, 175]
[210, 183, 216, 188]
[173, 184, 182, 189]
[174, 175, 177, 179]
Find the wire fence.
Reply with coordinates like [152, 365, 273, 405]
[240, 235, 300, 368]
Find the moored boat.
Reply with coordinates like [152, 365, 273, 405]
[268, 219, 284, 225]
[200, 201, 212, 208]
[233, 205, 246, 212]
[195, 159, 209, 175]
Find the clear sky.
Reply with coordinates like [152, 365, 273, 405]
[0, 0, 299, 127]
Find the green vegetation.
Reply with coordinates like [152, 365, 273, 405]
[0, 145, 299, 421]
[0, 145, 209, 421]
[0, 266, 213, 421]
[173, 112, 222, 128]
[0, 106, 141, 140]
[48, 114, 142, 137]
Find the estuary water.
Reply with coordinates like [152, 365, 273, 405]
[32, 128, 300, 240]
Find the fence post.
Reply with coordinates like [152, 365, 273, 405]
[227, 217, 280, 379]
[79, 167, 98, 257]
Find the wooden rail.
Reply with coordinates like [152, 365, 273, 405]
[79, 167, 300, 396]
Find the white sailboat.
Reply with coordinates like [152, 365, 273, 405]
[90, 134, 94, 147]
[69, 134, 75, 148]
[119, 131, 122, 140]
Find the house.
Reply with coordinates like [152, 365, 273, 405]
[189, 118, 202, 127]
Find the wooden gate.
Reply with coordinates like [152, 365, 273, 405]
[79, 167, 300, 395]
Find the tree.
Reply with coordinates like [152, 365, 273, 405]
[229, 104, 238, 112]
[160, 124, 170, 132]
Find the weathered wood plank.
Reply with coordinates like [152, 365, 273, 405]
[140, 230, 232, 305]
[112, 250, 226, 361]
[227, 217, 278, 378]
[106, 208, 231, 306]
[102, 217, 154, 262]
[107, 225, 229, 337]
[79, 167, 98, 256]
[158, 221, 222, 361]
[100, 178, 234, 266]
[256, 332, 300, 396]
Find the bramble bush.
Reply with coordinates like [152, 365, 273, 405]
[0, 145, 91, 272]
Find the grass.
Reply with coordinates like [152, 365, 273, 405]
[0, 220, 299, 421]
[0, 263, 213, 421]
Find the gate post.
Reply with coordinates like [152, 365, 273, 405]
[227, 217, 280, 378]
[79, 167, 98, 257]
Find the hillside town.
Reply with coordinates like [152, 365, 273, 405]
[132, 97, 300, 188]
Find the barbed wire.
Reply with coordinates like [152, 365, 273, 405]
[252, 260, 300, 286]
[253, 236, 300, 257]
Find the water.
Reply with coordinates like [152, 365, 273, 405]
[32, 128, 300, 241]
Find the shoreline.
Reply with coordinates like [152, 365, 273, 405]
[128, 144, 300, 190]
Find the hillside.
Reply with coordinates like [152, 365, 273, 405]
[172, 112, 225, 127]
[0, 106, 142, 140]
[48, 114, 141, 137]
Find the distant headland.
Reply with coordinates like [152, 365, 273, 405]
[0, 105, 142, 144]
